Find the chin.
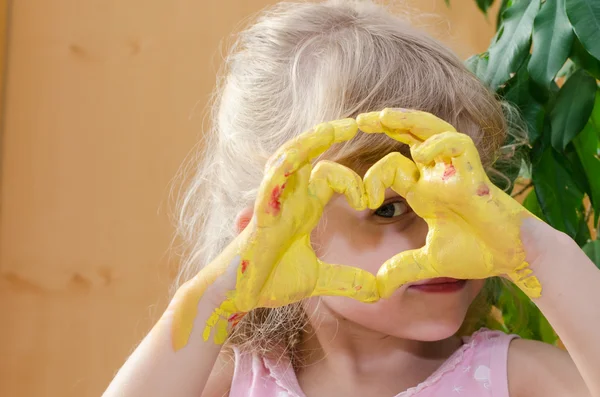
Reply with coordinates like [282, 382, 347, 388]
[392, 317, 465, 342]
[306, 280, 483, 342]
[312, 295, 469, 342]
[365, 298, 469, 342]
[313, 280, 484, 342]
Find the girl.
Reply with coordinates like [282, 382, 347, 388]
[104, 1, 600, 396]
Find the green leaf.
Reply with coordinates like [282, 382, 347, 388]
[549, 69, 596, 150]
[563, 142, 592, 197]
[537, 309, 558, 345]
[518, 158, 532, 179]
[545, 80, 561, 111]
[500, 60, 544, 142]
[530, 114, 551, 166]
[582, 240, 600, 269]
[528, 0, 575, 92]
[445, 0, 451, 6]
[588, 88, 600, 127]
[573, 91, 600, 225]
[465, 52, 489, 79]
[476, 0, 496, 15]
[497, 281, 555, 343]
[496, 0, 512, 31]
[574, 211, 592, 246]
[565, 0, 600, 62]
[570, 37, 600, 79]
[532, 147, 585, 238]
[523, 189, 547, 220]
[490, 152, 524, 191]
[496, 282, 527, 336]
[541, 142, 591, 242]
[483, 0, 541, 91]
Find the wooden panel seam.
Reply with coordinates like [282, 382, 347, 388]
[0, 0, 11, 234]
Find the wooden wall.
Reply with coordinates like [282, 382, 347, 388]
[0, 1, 498, 396]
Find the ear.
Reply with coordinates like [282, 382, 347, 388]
[235, 206, 254, 234]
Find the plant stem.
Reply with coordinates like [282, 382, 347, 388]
[511, 182, 533, 198]
[585, 204, 592, 224]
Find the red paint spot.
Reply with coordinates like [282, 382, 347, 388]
[442, 164, 456, 181]
[338, 287, 347, 291]
[284, 171, 291, 177]
[476, 184, 490, 196]
[241, 260, 250, 273]
[354, 285, 362, 291]
[269, 183, 286, 214]
[228, 313, 244, 327]
[228, 313, 242, 322]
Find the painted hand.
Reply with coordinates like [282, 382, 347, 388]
[357, 108, 542, 299]
[172, 119, 379, 348]
[231, 119, 379, 310]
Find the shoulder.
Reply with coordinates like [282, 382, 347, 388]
[507, 338, 589, 397]
[201, 350, 235, 397]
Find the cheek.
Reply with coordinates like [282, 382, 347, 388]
[315, 279, 488, 340]
[310, 202, 488, 340]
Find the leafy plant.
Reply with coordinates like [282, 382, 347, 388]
[449, 0, 600, 344]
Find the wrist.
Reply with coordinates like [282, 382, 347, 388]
[520, 216, 577, 270]
[184, 263, 238, 310]
[166, 268, 241, 349]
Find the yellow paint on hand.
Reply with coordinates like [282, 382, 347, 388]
[358, 109, 542, 299]
[170, 109, 543, 350]
[170, 119, 379, 350]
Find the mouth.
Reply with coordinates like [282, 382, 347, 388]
[407, 278, 467, 293]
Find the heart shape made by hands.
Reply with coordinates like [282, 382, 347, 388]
[173, 108, 542, 347]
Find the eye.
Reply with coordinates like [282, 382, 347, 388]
[374, 201, 409, 218]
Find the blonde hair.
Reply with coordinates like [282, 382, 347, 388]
[175, 0, 525, 363]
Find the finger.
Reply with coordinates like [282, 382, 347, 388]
[377, 248, 437, 298]
[411, 131, 480, 170]
[256, 119, 359, 225]
[202, 301, 235, 345]
[357, 108, 456, 146]
[313, 260, 379, 303]
[308, 161, 366, 210]
[412, 132, 490, 189]
[265, 118, 359, 172]
[508, 262, 542, 298]
[363, 152, 419, 209]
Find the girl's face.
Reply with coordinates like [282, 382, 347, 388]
[310, 189, 485, 341]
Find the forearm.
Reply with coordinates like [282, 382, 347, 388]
[103, 231, 247, 397]
[526, 222, 600, 396]
[102, 289, 225, 397]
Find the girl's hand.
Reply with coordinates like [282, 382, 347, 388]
[356, 108, 542, 299]
[172, 119, 379, 349]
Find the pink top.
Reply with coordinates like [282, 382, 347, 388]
[229, 328, 518, 397]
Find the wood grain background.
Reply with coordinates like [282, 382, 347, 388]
[0, 1, 499, 396]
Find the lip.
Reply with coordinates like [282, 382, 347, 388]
[408, 278, 467, 293]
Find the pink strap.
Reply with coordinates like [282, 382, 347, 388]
[489, 331, 518, 397]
